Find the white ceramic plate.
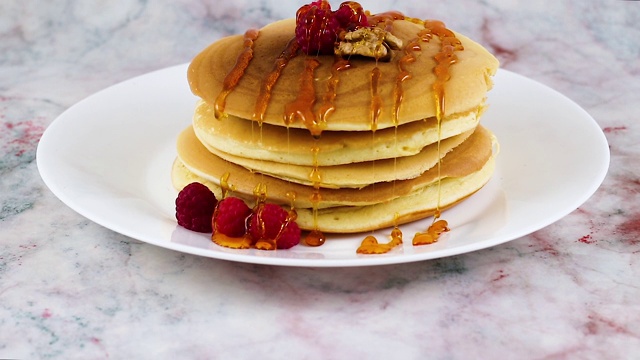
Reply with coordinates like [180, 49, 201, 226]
[37, 64, 609, 267]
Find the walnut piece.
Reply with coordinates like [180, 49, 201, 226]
[335, 27, 403, 61]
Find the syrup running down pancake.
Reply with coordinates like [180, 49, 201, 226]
[173, 3, 499, 240]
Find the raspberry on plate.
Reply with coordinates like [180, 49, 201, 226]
[249, 203, 301, 249]
[276, 220, 301, 249]
[213, 196, 252, 237]
[175, 182, 217, 233]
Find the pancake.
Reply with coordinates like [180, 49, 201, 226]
[188, 18, 499, 132]
[172, 135, 497, 233]
[192, 99, 484, 166]
[173, 125, 496, 210]
[203, 129, 473, 189]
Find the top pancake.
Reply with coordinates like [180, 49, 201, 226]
[188, 18, 499, 131]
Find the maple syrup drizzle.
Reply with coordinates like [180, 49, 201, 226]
[358, 17, 462, 252]
[219, 172, 233, 198]
[286, 190, 299, 232]
[304, 142, 326, 247]
[286, 191, 297, 207]
[252, 37, 300, 124]
[306, 229, 326, 247]
[214, 29, 260, 119]
[392, 39, 421, 124]
[356, 217, 403, 254]
[366, 11, 405, 26]
[318, 56, 351, 125]
[422, 20, 463, 125]
[398, 19, 461, 245]
[423, 20, 463, 226]
[367, 12, 402, 132]
[212, 231, 253, 249]
[369, 67, 382, 132]
[284, 57, 323, 136]
[308, 144, 322, 186]
[412, 219, 449, 245]
[253, 182, 268, 203]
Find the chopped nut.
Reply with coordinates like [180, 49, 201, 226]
[335, 27, 403, 61]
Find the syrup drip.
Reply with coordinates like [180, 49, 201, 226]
[366, 11, 405, 26]
[284, 58, 322, 136]
[286, 191, 297, 208]
[212, 232, 253, 249]
[412, 219, 449, 245]
[318, 56, 351, 125]
[220, 172, 233, 198]
[214, 29, 260, 119]
[253, 37, 300, 124]
[356, 226, 403, 254]
[369, 67, 382, 132]
[422, 20, 463, 222]
[253, 183, 268, 204]
[286, 192, 299, 225]
[305, 230, 326, 247]
[308, 145, 322, 185]
[422, 20, 463, 124]
[392, 38, 421, 125]
[304, 143, 326, 247]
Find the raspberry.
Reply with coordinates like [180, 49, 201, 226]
[213, 197, 252, 237]
[295, 1, 339, 55]
[277, 221, 302, 249]
[249, 203, 301, 249]
[175, 182, 217, 232]
[295, 1, 370, 55]
[334, 1, 369, 31]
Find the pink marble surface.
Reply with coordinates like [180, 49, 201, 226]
[1, 0, 639, 358]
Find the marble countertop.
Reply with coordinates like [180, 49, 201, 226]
[2, 0, 639, 358]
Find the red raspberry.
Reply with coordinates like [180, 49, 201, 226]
[249, 203, 301, 249]
[295, 1, 340, 55]
[213, 197, 251, 237]
[334, 1, 369, 31]
[295, 1, 370, 55]
[277, 221, 302, 249]
[175, 182, 217, 232]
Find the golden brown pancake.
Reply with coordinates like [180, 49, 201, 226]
[203, 129, 473, 189]
[188, 18, 499, 132]
[192, 99, 484, 166]
[174, 125, 495, 209]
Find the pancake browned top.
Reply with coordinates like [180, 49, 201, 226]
[188, 18, 499, 132]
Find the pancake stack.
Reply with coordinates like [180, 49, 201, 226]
[173, 15, 499, 234]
